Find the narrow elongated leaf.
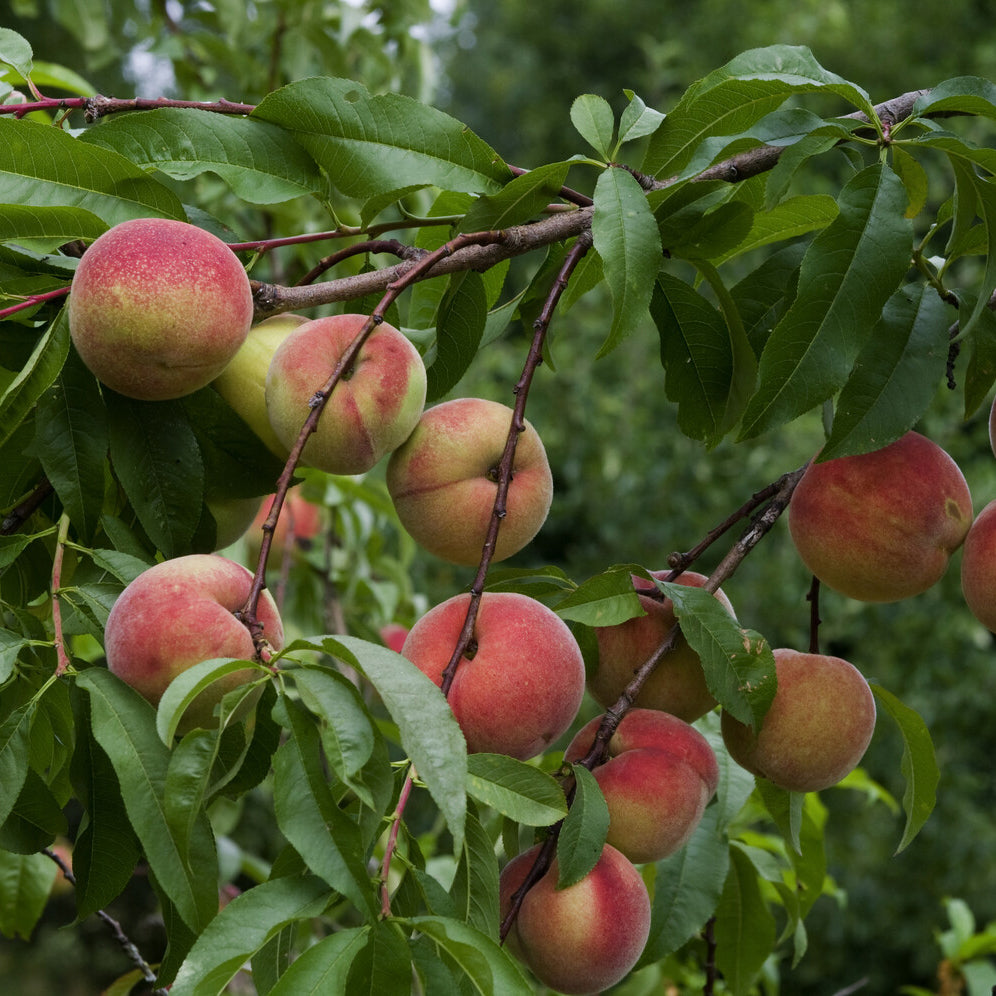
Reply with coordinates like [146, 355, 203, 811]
[0, 767, 68, 853]
[0, 311, 70, 450]
[618, 90, 666, 146]
[465, 754, 568, 826]
[0, 702, 34, 830]
[79, 108, 326, 204]
[170, 875, 333, 996]
[449, 809, 499, 937]
[739, 164, 913, 439]
[253, 78, 509, 204]
[571, 94, 614, 159]
[0, 204, 107, 246]
[34, 349, 107, 542]
[963, 297, 996, 417]
[345, 920, 411, 996]
[458, 161, 571, 233]
[0, 849, 54, 940]
[871, 684, 938, 853]
[0, 118, 185, 223]
[557, 765, 609, 889]
[268, 927, 369, 996]
[553, 564, 643, 627]
[716, 194, 838, 264]
[961, 170, 996, 338]
[426, 271, 487, 402]
[76, 669, 218, 932]
[913, 77, 996, 122]
[821, 285, 950, 460]
[592, 167, 663, 355]
[105, 392, 204, 558]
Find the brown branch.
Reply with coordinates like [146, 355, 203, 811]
[295, 239, 427, 287]
[1, 478, 54, 535]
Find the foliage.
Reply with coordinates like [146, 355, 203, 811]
[2, 14, 996, 995]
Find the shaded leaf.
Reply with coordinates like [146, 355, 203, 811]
[556, 765, 609, 889]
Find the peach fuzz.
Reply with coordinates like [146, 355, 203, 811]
[564, 708, 719, 863]
[400, 592, 585, 760]
[68, 218, 253, 400]
[587, 570, 732, 722]
[721, 648, 876, 793]
[265, 314, 426, 475]
[961, 499, 996, 632]
[213, 313, 309, 458]
[788, 431, 972, 602]
[499, 843, 651, 995]
[104, 554, 284, 731]
[386, 397, 553, 566]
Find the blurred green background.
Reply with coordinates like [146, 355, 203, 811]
[4, 0, 996, 991]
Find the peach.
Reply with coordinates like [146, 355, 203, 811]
[720, 648, 876, 793]
[961, 499, 996, 631]
[386, 398, 553, 566]
[207, 495, 265, 550]
[989, 396, 996, 459]
[564, 708, 719, 863]
[788, 431, 973, 602]
[499, 843, 651, 994]
[104, 554, 284, 731]
[213, 313, 309, 457]
[246, 488, 323, 563]
[265, 314, 426, 475]
[587, 570, 732, 722]
[379, 623, 409, 654]
[400, 592, 585, 760]
[68, 218, 253, 400]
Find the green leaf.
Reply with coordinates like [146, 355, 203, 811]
[963, 298, 996, 417]
[401, 915, 533, 995]
[79, 109, 326, 205]
[552, 564, 643, 627]
[0, 767, 68, 853]
[960, 171, 996, 338]
[657, 581, 776, 728]
[592, 167, 663, 356]
[105, 393, 205, 559]
[0, 849, 54, 940]
[871, 684, 938, 853]
[739, 164, 913, 439]
[465, 754, 568, 826]
[570, 94, 614, 159]
[913, 76, 996, 122]
[449, 808, 500, 937]
[458, 162, 571, 233]
[34, 348, 107, 542]
[714, 845, 777, 996]
[76, 668, 218, 933]
[0, 118, 185, 225]
[1, 59, 95, 97]
[426, 271, 487, 402]
[268, 927, 369, 996]
[716, 194, 838, 264]
[170, 875, 333, 996]
[0, 702, 34, 830]
[0, 29, 32, 79]
[345, 920, 411, 996]
[637, 806, 730, 966]
[253, 78, 509, 204]
[821, 285, 950, 461]
[618, 90, 666, 147]
[556, 765, 609, 889]
[0, 310, 70, 450]
[891, 146, 929, 218]
[0, 204, 108, 247]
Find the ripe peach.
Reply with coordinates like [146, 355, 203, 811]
[499, 843, 651, 994]
[265, 314, 426, 475]
[380, 623, 409, 654]
[386, 398, 553, 566]
[104, 554, 284, 730]
[721, 648, 876, 793]
[246, 489, 323, 561]
[68, 218, 253, 400]
[400, 592, 585, 760]
[961, 499, 996, 632]
[587, 570, 732, 722]
[213, 313, 309, 457]
[788, 431, 973, 602]
[564, 708, 719, 863]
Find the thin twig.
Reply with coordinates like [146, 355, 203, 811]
[50, 514, 71, 676]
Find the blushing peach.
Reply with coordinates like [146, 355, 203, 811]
[587, 570, 732, 722]
[386, 398, 553, 566]
[721, 648, 876, 793]
[961, 499, 996, 632]
[564, 708, 719, 863]
[68, 218, 253, 400]
[400, 592, 584, 760]
[265, 314, 426, 475]
[788, 431, 972, 602]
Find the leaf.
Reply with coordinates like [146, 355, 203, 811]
[0, 767, 68, 853]
[716, 194, 838, 264]
[0, 702, 34, 831]
[821, 285, 950, 461]
[345, 920, 412, 996]
[913, 76, 996, 122]
[0, 204, 108, 247]
[458, 161, 571, 233]
[871, 684, 938, 853]
[76, 668, 218, 933]
[891, 146, 929, 218]
[34, 348, 107, 542]
[713, 845, 777, 996]
[963, 298, 996, 417]
[0, 118, 185, 225]
[0, 28, 32, 79]
[426, 271, 487, 402]
[78, 108, 326, 204]
[592, 167, 663, 356]
[401, 915, 533, 995]
[552, 564, 644, 627]
[739, 163, 913, 439]
[465, 754, 568, 826]
[556, 765, 609, 889]
[0, 310, 70, 450]
[449, 808, 500, 937]
[169, 875, 333, 996]
[656, 581, 776, 728]
[960, 170, 996, 338]
[570, 94, 614, 159]
[253, 78, 509, 204]
[618, 90, 666, 146]
[105, 392, 205, 559]
[267, 927, 369, 996]
[0, 849, 54, 940]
